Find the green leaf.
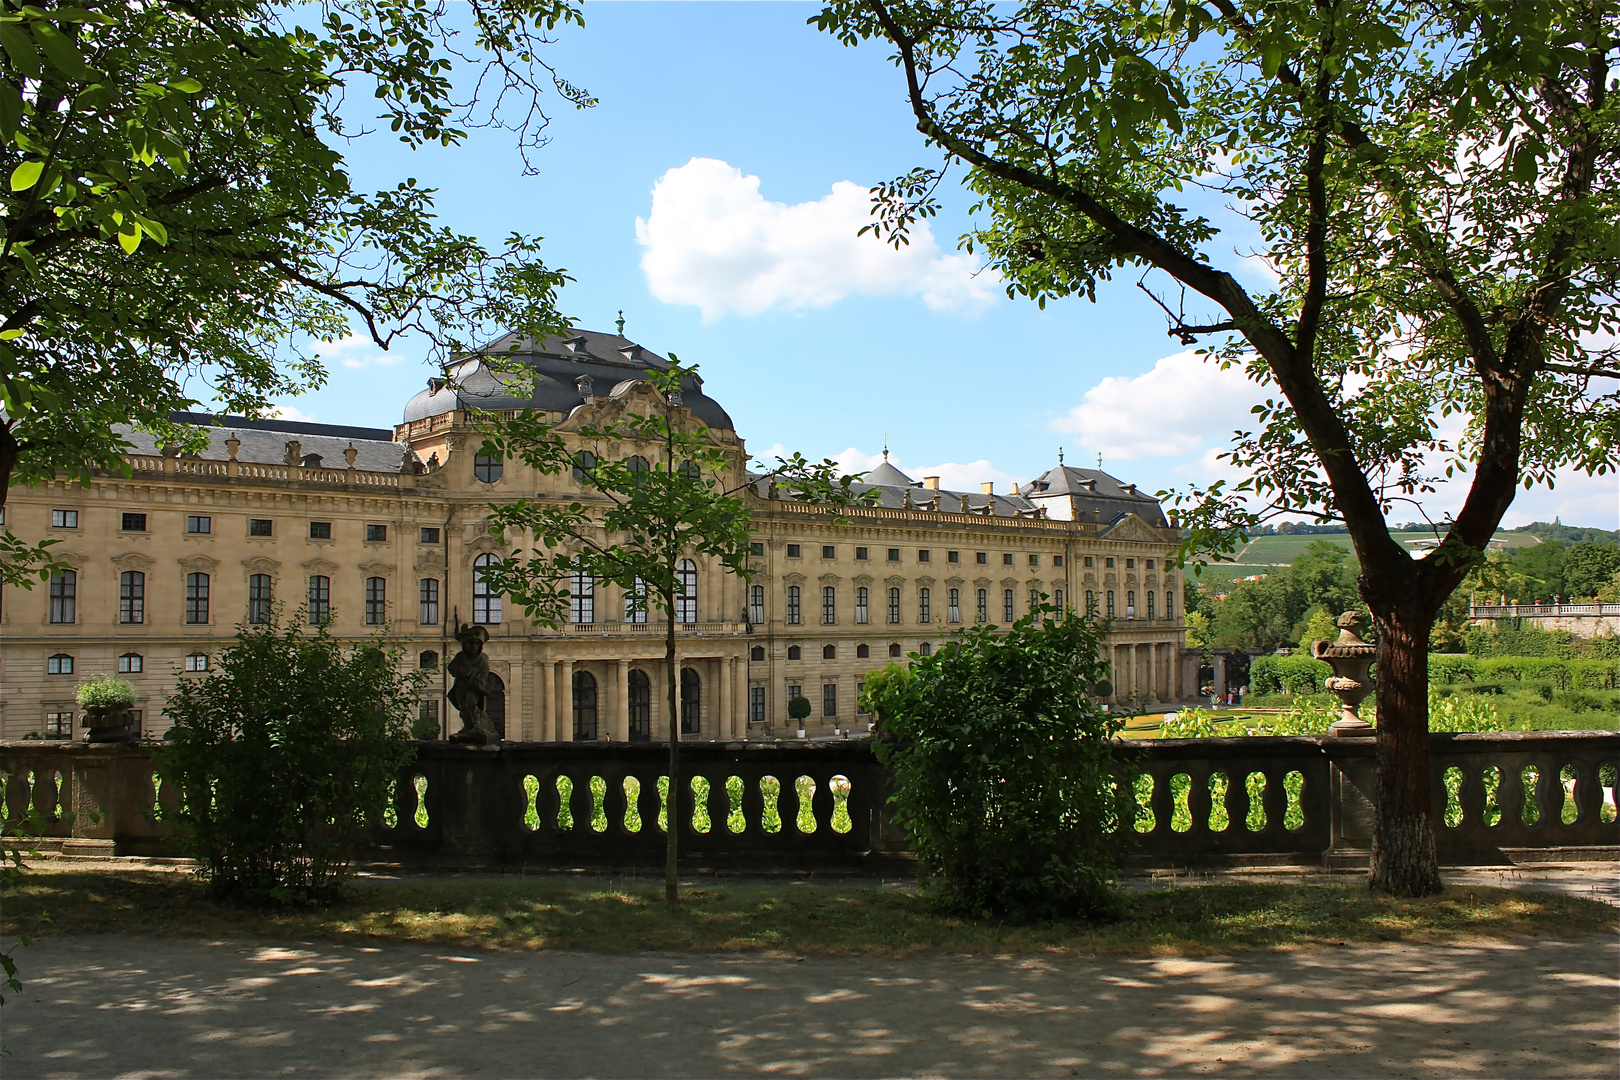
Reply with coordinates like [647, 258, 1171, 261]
[117, 221, 141, 254]
[32, 21, 93, 82]
[168, 76, 203, 93]
[0, 83, 23, 141]
[9, 159, 42, 191]
[0, 22, 42, 78]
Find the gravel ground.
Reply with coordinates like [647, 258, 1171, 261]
[5, 931, 1616, 1079]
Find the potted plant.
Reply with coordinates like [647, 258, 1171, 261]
[77, 676, 139, 743]
[787, 695, 812, 739]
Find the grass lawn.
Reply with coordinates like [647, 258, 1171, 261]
[5, 870, 1613, 958]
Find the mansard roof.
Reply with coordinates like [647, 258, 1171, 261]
[117, 412, 406, 471]
[1021, 464, 1169, 527]
[402, 328, 734, 431]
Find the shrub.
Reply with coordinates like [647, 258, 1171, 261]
[158, 617, 427, 906]
[873, 606, 1132, 923]
[1244, 697, 1341, 736]
[75, 677, 136, 708]
[1159, 708, 1222, 739]
[1248, 654, 1332, 696]
[787, 695, 812, 722]
[1427, 685, 1513, 732]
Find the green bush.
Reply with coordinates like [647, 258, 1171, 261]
[75, 677, 136, 708]
[787, 695, 812, 722]
[1427, 686, 1512, 732]
[1243, 697, 1341, 736]
[1159, 708, 1222, 739]
[874, 607, 1132, 922]
[1248, 654, 1332, 696]
[158, 617, 427, 906]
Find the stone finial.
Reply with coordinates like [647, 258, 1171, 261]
[343, 442, 358, 468]
[224, 433, 241, 460]
[960, 494, 971, 513]
[283, 440, 301, 466]
[901, 488, 913, 510]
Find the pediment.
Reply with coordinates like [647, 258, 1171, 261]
[415, 549, 446, 571]
[915, 575, 935, 588]
[782, 572, 807, 587]
[359, 559, 396, 575]
[944, 575, 964, 587]
[303, 557, 339, 575]
[852, 574, 875, 587]
[242, 557, 280, 574]
[818, 573, 841, 586]
[111, 552, 153, 571]
[1100, 513, 1167, 544]
[885, 575, 905, 587]
[178, 555, 219, 573]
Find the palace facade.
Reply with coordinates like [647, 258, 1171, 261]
[0, 329, 1188, 742]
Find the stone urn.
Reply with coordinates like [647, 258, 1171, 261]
[83, 702, 138, 744]
[1312, 612, 1377, 736]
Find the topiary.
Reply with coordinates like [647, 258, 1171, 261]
[787, 695, 812, 722]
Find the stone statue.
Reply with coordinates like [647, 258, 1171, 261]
[447, 622, 498, 744]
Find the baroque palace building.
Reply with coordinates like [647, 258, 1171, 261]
[1, 329, 1188, 742]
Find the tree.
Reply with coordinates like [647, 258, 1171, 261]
[1561, 542, 1620, 598]
[474, 362, 873, 906]
[817, 0, 1618, 895]
[159, 614, 427, 906]
[0, 2, 584, 529]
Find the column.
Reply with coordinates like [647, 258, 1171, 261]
[717, 656, 731, 740]
[1212, 653, 1227, 703]
[539, 660, 554, 742]
[1137, 643, 1152, 701]
[731, 656, 746, 739]
[614, 659, 630, 742]
[1116, 644, 1133, 704]
[558, 659, 573, 741]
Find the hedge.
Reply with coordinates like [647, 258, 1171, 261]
[1249, 654, 1333, 696]
[1428, 654, 1618, 690]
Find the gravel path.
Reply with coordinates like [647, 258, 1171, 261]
[6, 932, 1616, 1078]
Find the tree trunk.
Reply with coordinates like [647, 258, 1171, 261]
[664, 582, 680, 907]
[0, 422, 19, 510]
[1365, 599, 1444, 897]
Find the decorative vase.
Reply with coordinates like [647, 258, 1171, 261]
[1312, 612, 1377, 737]
[83, 702, 138, 743]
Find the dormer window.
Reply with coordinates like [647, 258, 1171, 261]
[575, 375, 594, 401]
[564, 336, 590, 354]
[618, 343, 643, 363]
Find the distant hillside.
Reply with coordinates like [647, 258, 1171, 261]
[1504, 520, 1620, 545]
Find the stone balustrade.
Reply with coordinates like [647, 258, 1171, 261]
[4, 733, 1615, 872]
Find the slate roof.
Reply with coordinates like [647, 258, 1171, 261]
[117, 412, 406, 471]
[402, 328, 735, 431]
[1021, 464, 1169, 527]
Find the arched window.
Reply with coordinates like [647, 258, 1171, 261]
[947, 588, 960, 623]
[787, 645, 802, 660]
[1002, 589, 1014, 624]
[919, 642, 932, 656]
[628, 670, 651, 741]
[676, 559, 697, 623]
[47, 653, 74, 674]
[248, 574, 273, 625]
[888, 642, 902, 658]
[365, 577, 387, 625]
[822, 644, 837, 660]
[419, 650, 439, 669]
[749, 584, 764, 623]
[308, 576, 331, 625]
[786, 585, 801, 625]
[976, 588, 987, 622]
[1086, 589, 1095, 614]
[49, 569, 76, 624]
[887, 587, 901, 624]
[750, 645, 765, 662]
[569, 561, 593, 624]
[822, 585, 836, 625]
[680, 668, 701, 734]
[117, 652, 143, 674]
[626, 455, 649, 473]
[474, 453, 503, 483]
[185, 572, 209, 624]
[677, 459, 700, 480]
[571, 450, 597, 480]
[855, 586, 869, 624]
[918, 587, 931, 623]
[625, 576, 647, 623]
[572, 671, 598, 740]
[119, 571, 144, 624]
[473, 553, 502, 624]
[1054, 588, 1065, 614]
[856, 643, 870, 659]
[419, 578, 440, 624]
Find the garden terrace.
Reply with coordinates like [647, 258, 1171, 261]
[3, 734, 1615, 873]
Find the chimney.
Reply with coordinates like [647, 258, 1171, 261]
[981, 481, 995, 495]
[923, 476, 940, 490]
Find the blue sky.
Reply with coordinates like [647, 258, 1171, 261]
[272, 2, 1616, 530]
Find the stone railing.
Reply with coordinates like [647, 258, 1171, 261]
[4, 733, 1615, 872]
[1470, 602, 1620, 618]
[123, 454, 406, 489]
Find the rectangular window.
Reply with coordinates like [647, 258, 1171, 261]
[1029, 554, 1040, 567]
[121, 512, 147, 531]
[1084, 556, 1094, 567]
[51, 509, 78, 528]
[309, 521, 331, 539]
[48, 569, 76, 623]
[1002, 553, 1014, 566]
[976, 552, 987, 564]
[247, 574, 273, 624]
[1127, 558, 1136, 569]
[420, 527, 440, 544]
[1107, 590, 1116, 616]
[947, 551, 959, 563]
[185, 653, 209, 672]
[749, 686, 766, 724]
[365, 577, 387, 624]
[822, 545, 836, 559]
[823, 683, 838, 718]
[948, 588, 960, 623]
[308, 576, 330, 624]
[626, 576, 648, 623]
[917, 549, 931, 563]
[1054, 588, 1065, 613]
[887, 587, 900, 624]
[187, 515, 211, 534]
[1146, 559, 1155, 570]
[1053, 555, 1064, 567]
[1030, 588, 1040, 614]
[47, 654, 74, 674]
[786, 543, 801, 558]
[419, 578, 440, 624]
[1086, 590, 1095, 613]
[1127, 590, 1137, 618]
[750, 542, 765, 556]
[1147, 591, 1156, 619]
[1166, 591, 1175, 620]
[786, 585, 801, 625]
[787, 684, 802, 708]
[1106, 557, 1116, 568]
[855, 586, 869, 624]
[855, 546, 869, 560]
[118, 653, 143, 674]
[976, 588, 987, 623]
[248, 518, 273, 537]
[45, 712, 73, 739]
[418, 699, 440, 729]
[366, 524, 388, 542]
[1003, 589, 1015, 623]
[120, 570, 145, 624]
[186, 572, 210, 623]
[918, 587, 931, 623]
[822, 585, 836, 625]
[887, 548, 901, 562]
[570, 569, 594, 624]
[749, 584, 764, 624]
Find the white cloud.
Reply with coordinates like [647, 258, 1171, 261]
[753, 443, 1024, 493]
[317, 333, 405, 370]
[1051, 350, 1266, 462]
[635, 157, 999, 322]
[270, 405, 319, 423]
